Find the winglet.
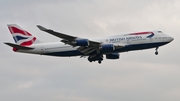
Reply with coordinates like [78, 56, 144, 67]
[37, 25, 48, 31]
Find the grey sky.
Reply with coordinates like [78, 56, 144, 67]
[0, 0, 180, 101]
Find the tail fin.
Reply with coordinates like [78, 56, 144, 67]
[7, 24, 41, 46]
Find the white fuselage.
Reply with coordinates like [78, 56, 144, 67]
[17, 31, 174, 56]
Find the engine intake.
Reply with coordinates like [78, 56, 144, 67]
[75, 39, 89, 46]
[106, 53, 119, 59]
[101, 44, 115, 52]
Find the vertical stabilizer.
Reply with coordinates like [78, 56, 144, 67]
[7, 24, 41, 46]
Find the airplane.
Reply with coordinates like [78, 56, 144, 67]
[4, 24, 174, 64]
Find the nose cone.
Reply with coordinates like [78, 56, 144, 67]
[170, 37, 174, 42]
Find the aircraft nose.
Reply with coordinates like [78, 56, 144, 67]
[170, 37, 174, 42]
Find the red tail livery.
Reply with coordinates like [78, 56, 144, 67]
[8, 24, 39, 46]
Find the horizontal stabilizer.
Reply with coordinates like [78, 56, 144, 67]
[4, 42, 34, 50]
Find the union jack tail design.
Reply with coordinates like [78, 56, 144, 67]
[7, 24, 41, 46]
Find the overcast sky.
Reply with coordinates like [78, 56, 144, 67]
[0, 0, 180, 101]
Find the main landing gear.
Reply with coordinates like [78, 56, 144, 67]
[155, 47, 159, 55]
[98, 60, 102, 64]
[88, 54, 103, 64]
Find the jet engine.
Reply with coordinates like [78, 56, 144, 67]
[101, 44, 115, 52]
[74, 39, 89, 46]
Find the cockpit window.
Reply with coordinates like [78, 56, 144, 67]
[158, 31, 162, 33]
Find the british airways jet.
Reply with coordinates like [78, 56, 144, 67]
[4, 24, 174, 64]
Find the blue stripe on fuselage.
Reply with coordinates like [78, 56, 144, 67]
[43, 42, 169, 57]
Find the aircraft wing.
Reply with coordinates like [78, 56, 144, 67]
[37, 25, 124, 55]
[37, 25, 101, 48]
[37, 25, 76, 41]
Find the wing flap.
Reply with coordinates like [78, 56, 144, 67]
[78, 46, 96, 55]
[83, 48, 96, 55]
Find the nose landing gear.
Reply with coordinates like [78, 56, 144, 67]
[155, 47, 158, 55]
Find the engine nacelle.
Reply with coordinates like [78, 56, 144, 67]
[101, 44, 115, 52]
[106, 53, 119, 59]
[75, 39, 89, 46]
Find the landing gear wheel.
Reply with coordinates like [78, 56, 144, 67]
[98, 60, 102, 64]
[155, 51, 158, 55]
[155, 47, 159, 55]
